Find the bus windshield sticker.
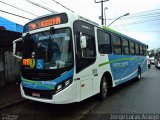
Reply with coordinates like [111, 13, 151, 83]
[65, 36, 70, 41]
[22, 58, 36, 68]
[39, 35, 50, 41]
[50, 33, 67, 39]
[38, 33, 67, 41]
[36, 59, 44, 69]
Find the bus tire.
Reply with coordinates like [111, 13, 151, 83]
[136, 68, 141, 81]
[99, 76, 108, 100]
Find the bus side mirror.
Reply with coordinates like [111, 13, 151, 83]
[80, 36, 87, 49]
[13, 38, 23, 59]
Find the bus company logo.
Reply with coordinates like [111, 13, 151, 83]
[82, 25, 90, 30]
[22, 58, 36, 68]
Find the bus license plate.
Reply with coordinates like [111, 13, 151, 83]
[32, 92, 40, 98]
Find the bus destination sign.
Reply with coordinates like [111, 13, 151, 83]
[23, 13, 68, 32]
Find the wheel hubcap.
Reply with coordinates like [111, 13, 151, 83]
[138, 70, 141, 80]
[102, 80, 107, 97]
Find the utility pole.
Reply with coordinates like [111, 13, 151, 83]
[104, 7, 108, 26]
[94, 0, 109, 25]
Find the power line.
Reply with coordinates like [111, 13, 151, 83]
[0, 9, 32, 20]
[107, 11, 160, 27]
[108, 14, 160, 22]
[127, 15, 160, 20]
[0, 1, 38, 17]
[115, 29, 160, 33]
[126, 9, 160, 17]
[108, 15, 160, 21]
[112, 18, 160, 27]
[129, 8, 160, 16]
[107, 9, 160, 20]
[107, 14, 160, 20]
[125, 13, 160, 19]
[107, 13, 160, 20]
[51, 0, 75, 13]
[25, 0, 57, 13]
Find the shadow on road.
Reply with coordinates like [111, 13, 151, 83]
[0, 93, 100, 120]
[108, 78, 140, 97]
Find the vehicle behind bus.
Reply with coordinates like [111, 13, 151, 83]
[155, 51, 160, 68]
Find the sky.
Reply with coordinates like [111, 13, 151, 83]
[0, 0, 160, 49]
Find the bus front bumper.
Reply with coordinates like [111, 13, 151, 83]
[20, 84, 78, 104]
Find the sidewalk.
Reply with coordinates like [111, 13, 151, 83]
[0, 82, 25, 109]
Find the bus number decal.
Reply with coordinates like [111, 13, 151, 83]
[22, 58, 35, 68]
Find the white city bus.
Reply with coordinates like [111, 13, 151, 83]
[13, 12, 148, 104]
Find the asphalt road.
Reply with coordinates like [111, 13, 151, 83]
[0, 96, 100, 120]
[81, 65, 160, 120]
[0, 65, 160, 120]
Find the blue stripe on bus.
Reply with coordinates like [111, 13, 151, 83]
[108, 54, 147, 85]
[21, 68, 74, 90]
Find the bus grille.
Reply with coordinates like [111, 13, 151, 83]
[23, 87, 54, 99]
[22, 73, 56, 80]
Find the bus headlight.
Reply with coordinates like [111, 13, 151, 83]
[57, 84, 62, 91]
[55, 78, 73, 93]
[65, 80, 70, 87]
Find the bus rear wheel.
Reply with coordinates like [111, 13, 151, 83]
[136, 68, 141, 81]
[99, 76, 108, 100]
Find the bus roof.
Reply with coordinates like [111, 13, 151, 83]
[23, 12, 146, 46]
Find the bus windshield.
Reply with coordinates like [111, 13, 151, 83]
[22, 28, 73, 70]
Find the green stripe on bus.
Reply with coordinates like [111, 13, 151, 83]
[22, 78, 55, 90]
[102, 26, 135, 41]
[102, 26, 122, 36]
[99, 58, 138, 67]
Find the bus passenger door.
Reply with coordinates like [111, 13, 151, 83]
[75, 31, 96, 100]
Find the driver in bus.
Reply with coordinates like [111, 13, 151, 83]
[50, 41, 60, 63]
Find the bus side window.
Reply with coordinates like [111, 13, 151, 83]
[122, 38, 129, 55]
[135, 43, 140, 55]
[75, 32, 96, 58]
[97, 29, 111, 54]
[75, 32, 82, 57]
[143, 45, 146, 56]
[130, 41, 135, 55]
[155, 53, 157, 59]
[82, 33, 96, 57]
[112, 34, 122, 55]
[140, 45, 143, 56]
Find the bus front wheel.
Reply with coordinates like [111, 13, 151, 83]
[99, 76, 108, 100]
